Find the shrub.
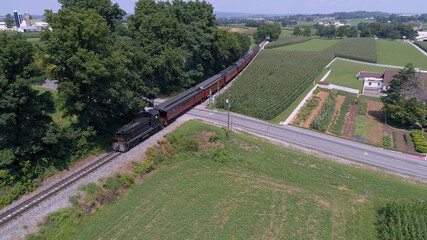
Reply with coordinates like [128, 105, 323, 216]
[132, 161, 153, 175]
[211, 148, 233, 163]
[103, 175, 122, 193]
[120, 174, 135, 188]
[411, 130, 427, 153]
[358, 102, 367, 115]
[310, 93, 337, 132]
[208, 135, 220, 143]
[404, 133, 411, 146]
[383, 136, 392, 147]
[392, 132, 397, 148]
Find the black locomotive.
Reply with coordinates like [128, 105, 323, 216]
[112, 109, 162, 152]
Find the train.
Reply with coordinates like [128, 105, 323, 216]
[112, 39, 269, 152]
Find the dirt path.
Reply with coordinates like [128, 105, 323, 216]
[342, 105, 359, 138]
[302, 91, 329, 128]
[326, 95, 345, 134]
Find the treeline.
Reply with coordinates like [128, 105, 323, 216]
[375, 14, 427, 23]
[0, 0, 250, 208]
[358, 22, 417, 39]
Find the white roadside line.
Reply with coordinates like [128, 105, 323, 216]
[281, 69, 331, 125]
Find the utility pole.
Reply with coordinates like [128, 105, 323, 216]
[226, 91, 230, 139]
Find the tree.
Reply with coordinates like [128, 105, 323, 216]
[293, 26, 302, 36]
[58, 0, 126, 31]
[253, 22, 281, 43]
[4, 14, 14, 28]
[42, 8, 137, 130]
[336, 26, 347, 38]
[0, 33, 57, 184]
[360, 27, 373, 37]
[347, 26, 358, 38]
[325, 25, 336, 39]
[302, 26, 311, 37]
[381, 64, 427, 126]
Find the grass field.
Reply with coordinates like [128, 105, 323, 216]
[280, 29, 293, 35]
[349, 18, 375, 27]
[325, 60, 394, 92]
[414, 41, 427, 53]
[34, 121, 427, 239]
[376, 40, 427, 70]
[277, 39, 340, 52]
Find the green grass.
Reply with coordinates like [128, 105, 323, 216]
[414, 41, 427, 53]
[358, 95, 382, 102]
[277, 39, 340, 52]
[376, 40, 427, 70]
[354, 115, 370, 138]
[280, 29, 293, 36]
[326, 60, 396, 92]
[36, 121, 427, 239]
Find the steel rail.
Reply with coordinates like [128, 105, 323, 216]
[0, 152, 121, 226]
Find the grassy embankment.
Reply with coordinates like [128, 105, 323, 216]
[29, 121, 427, 239]
[376, 40, 427, 70]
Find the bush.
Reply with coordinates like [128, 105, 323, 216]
[383, 136, 392, 147]
[208, 135, 220, 143]
[120, 174, 135, 188]
[404, 133, 411, 146]
[211, 148, 233, 163]
[132, 161, 153, 175]
[411, 130, 427, 153]
[358, 102, 367, 115]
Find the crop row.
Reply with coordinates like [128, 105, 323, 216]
[294, 96, 320, 125]
[377, 199, 427, 240]
[414, 41, 427, 53]
[217, 50, 329, 120]
[322, 38, 377, 63]
[310, 93, 337, 132]
[329, 96, 352, 136]
[265, 36, 313, 49]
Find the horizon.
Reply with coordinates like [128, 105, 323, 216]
[1, 0, 426, 16]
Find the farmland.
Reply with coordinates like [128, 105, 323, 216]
[217, 50, 330, 120]
[31, 121, 427, 239]
[218, 38, 378, 120]
[276, 39, 340, 51]
[291, 89, 421, 154]
[377, 40, 427, 70]
[265, 35, 313, 49]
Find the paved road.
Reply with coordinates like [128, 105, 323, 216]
[188, 107, 427, 180]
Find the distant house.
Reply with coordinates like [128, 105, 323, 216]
[416, 31, 427, 41]
[0, 22, 7, 30]
[357, 70, 427, 102]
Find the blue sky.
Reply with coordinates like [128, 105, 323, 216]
[2, 0, 427, 15]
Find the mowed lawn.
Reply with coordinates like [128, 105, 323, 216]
[277, 39, 340, 51]
[67, 121, 427, 240]
[376, 40, 427, 70]
[326, 60, 394, 92]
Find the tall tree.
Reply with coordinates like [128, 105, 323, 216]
[253, 22, 281, 43]
[347, 26, 358, 38]
[336, 26, 347, 38]
[381, 64, 427, 126]
[4, 14, 14, 28]
[293, 26, 302, 36]
[58, 0, 126, 31]
[302, 26, 311, 37]
[0, 33, 56, 184]
[42, 8, 138, 130]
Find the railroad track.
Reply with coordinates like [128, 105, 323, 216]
[0, 151, 121, 227]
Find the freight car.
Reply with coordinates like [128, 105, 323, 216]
[113, 39, 268, 152]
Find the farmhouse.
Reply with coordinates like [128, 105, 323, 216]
[357, 70, 427, 102]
